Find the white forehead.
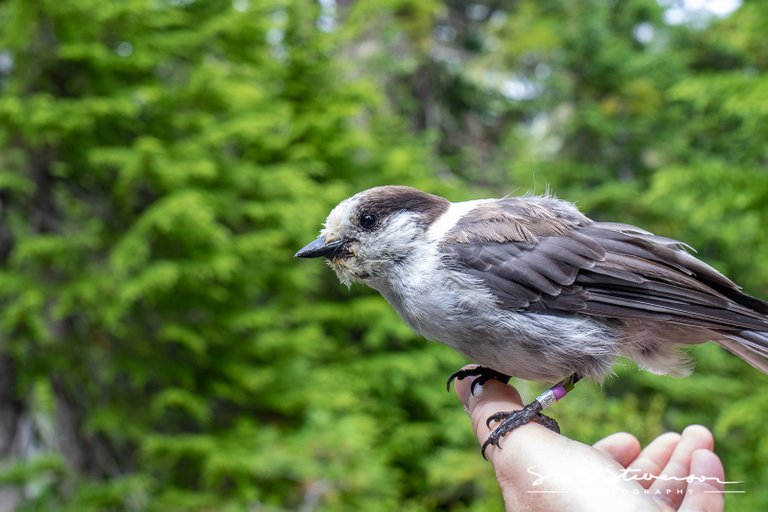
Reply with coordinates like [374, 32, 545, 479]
[321, 192, 364, 237]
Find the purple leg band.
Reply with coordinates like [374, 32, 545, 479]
[552, 384, 568, 400]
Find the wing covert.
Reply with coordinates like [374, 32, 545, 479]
[439, 200, 768, 332]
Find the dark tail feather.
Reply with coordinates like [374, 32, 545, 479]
[717, 331, 768, 375]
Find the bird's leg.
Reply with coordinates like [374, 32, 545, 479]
[481, 373, 582, 459]
[446, 366, 511, 395]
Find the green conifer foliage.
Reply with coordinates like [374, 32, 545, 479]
[0, 1, 766, 510]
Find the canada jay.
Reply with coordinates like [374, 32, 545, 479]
[296, 185, 768, 456]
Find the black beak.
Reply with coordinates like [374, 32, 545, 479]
[295, 236, 347, 259]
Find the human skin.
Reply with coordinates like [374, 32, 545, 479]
[454, 365, 725, 512]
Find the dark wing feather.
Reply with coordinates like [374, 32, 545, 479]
[441, 201, 768, 332]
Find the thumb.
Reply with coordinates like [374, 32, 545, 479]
[453, 366, 652, 512]
[453, 365, 560, 465]
[452, 365, 576, 510]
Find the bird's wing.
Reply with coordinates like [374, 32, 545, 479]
[439, 198, 768, 332]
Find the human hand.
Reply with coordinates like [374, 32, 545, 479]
[454, 365, 725, 512]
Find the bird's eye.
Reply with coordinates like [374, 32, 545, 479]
[359, 213, 379, 230]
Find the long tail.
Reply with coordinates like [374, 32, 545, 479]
[717, 331, 768, 374]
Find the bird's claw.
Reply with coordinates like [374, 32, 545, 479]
[446, 367, 562, 459]
[446, 366, 511, 394]
[481, 402, 560, 460]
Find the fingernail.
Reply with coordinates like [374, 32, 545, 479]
[470, 379, 484, 397]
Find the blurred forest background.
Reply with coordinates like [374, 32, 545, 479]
[1, 0, 767, 510]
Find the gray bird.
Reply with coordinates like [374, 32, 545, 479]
[296, 185, 768, 456]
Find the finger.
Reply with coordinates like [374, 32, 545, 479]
[625, 431, 682, 489]
[453, 366, 559, 466]
[678, 449, 725, 512]
[593, 432, 641, 467]
[649, 425, 714, 510]
[453, 367, 653, 511]
[454, 366, 524, 446]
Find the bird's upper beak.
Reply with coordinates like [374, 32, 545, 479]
[295, 236, 348, 259]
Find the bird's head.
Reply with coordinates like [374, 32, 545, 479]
[295, 186, 450, 285]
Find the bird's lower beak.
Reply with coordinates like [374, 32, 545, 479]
[295, 236, 348, 259]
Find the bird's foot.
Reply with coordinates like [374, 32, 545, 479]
[446, 366, 510, 395]
[481, 401, 560, 460]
